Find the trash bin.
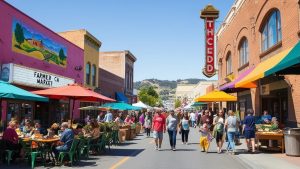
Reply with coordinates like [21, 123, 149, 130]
[284, 128, 300, 156]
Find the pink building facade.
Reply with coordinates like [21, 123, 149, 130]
[0, 1, 84, 125]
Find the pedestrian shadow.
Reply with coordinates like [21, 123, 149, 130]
[188, 143, 200, 145]
[104, 148, 145, 157]
[158, 149, 197, 152]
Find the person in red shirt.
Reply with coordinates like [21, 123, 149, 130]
[3, 121, 22, 159]
[152, 109, 166, 151]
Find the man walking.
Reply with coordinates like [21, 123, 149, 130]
[152, 109, 166, 151]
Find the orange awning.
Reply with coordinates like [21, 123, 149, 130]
[194, 90, 237, 102]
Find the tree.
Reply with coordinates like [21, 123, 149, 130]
[175, 99, 181, 109]
[59, 48, 66, 60]
[138, 86, 161, 107]
[15, 23, 25, 45]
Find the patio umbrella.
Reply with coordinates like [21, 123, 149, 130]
[132, 101, 152, 109]
[194, 90, 237, 102]
[0, 80, 48, 102]
[79, 106, 110, 111]
[102, 102, 142, 111]
[33, 84, 115, 123]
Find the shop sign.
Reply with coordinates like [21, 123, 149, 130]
[1, 63, 74, 88]
[260, 84, 270, 95]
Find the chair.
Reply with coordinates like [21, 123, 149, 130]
[58, 139, 79, 166]
[4, 150, 14, 165]
[20, 139, 45, 169]
[80, 137, 92, 159]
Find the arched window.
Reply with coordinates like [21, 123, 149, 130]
[226, 53, 232, 75]
[92, 64, 97, 86]
[239, 38, 249, 67]
[261, 10, 282, 52]
[86, 62, 91, 85]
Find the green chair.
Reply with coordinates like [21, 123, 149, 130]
[80, 137, 92, 159]
[58, 139, 79, 166]
[4, 150, 14, 165]
[20, 140, 44, 169]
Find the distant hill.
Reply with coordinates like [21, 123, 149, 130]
[134, 78, 206, 101]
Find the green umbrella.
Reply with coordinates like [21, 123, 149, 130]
[102, 102, 141, 111]
[0, 81, 48, 102]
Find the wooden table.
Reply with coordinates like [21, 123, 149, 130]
[256, 132, 285, 153]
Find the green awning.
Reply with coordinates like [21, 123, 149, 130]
[102, 102, 141, 111]
[191, 102, 207, 107]
[0, 81, 48, 102]
[266, 41, 300, 76]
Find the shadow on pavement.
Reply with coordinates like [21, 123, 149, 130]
[105, 148, 145, 157]
[117, 142, 138, 146]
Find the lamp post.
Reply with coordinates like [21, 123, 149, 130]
[200, 5, 219, 78]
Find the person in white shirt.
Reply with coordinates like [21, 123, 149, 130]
[103, 111, 113, 122]
[190, 112, 196, 128]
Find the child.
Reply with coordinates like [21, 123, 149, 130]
[199, 123, 212, 153]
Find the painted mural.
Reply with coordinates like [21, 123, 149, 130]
[12, 19, 67, 67]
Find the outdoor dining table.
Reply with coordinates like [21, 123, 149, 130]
[21, 137, 60, 165]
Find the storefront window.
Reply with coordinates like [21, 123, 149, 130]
[261, 10, 282, 52]
[7, 102, 33, 123]
[92, 64, 96, 86]
[86, 63, 91, 85]
[239, 38, 249, 67]
[226, 53, 232, 75]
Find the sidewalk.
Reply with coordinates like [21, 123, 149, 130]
[234, 138, 300, 169]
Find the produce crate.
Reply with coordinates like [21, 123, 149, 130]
[118, 129, 126, 143]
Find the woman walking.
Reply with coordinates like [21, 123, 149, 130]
[213, 110, 225, 153]
[179, 112, 190, 145]
[225, 110, 239, 154]
[166, 110, 178, 151]
[144, 112, 152, 137]
[243, 109, 256, 153]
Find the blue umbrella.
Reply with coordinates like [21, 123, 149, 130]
[102, 102, 141, 111]
[0, 80, 48, 102]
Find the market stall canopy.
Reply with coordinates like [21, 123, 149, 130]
[132, 101, 152, 109]
[219, 67, 257, 91]
[33, 84, 115, 102]
[266, 41, 300, 76]
[194, 90, 237, 102]
[0, 80, 48, 102]
[184, 102, 194, 109]
[191, 102, 207, 107]
[235, 48, 292, 88]
[79, 106, 110, 111]
[102, 102, 142, 111]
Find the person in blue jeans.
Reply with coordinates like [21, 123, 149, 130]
[166, 110, 178, 151]
[225, 110, 239, 155]
[243, 109, 256, 153]
[53, 122, 74, 158]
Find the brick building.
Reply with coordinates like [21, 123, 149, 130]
[217, 0, 300, 127]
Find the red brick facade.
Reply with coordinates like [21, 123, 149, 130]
[217, 0, 300, 127]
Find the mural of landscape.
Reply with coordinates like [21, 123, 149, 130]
[12, 19, 67, 67]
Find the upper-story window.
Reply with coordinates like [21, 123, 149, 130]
[239, 38, 249, 67]
[92, 64, 97, 86]
[261, 10, 282, 52]
[86, 62, 91, 85]
[226, 53, 232, 75]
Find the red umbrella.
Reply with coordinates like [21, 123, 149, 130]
[33, 84, 115, 123]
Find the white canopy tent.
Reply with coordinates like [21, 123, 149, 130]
[183, 102, 194, 110]
[133, 101, 152, 109]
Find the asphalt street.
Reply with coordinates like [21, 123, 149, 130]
[1, 128, 252, 169]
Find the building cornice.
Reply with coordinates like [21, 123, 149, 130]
[216, 0, 246, 38]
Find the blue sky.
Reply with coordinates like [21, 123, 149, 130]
[6, 0, 235, 81]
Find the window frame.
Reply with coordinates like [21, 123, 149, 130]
[86, 62, 91, 85]
[91, 64, 97, 86]
[260, 10, 282, 53]
[239, 38, 249, 68]
[226, 53, 232, 75]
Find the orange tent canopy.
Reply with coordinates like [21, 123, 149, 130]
[194, 90, 237, 102]
[33, 84, 115, 102]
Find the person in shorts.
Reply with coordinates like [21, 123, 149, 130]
[152, 109, 166, 151]
[243, 109, 256, 153]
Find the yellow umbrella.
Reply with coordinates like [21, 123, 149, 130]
[194, 90, 237, 102]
